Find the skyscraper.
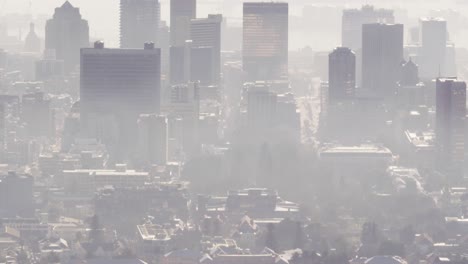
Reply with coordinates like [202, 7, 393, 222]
[190, 46, 214, 85]
[328, 47, 356, 102]
[80, 41, 161, 158]
[45, 1, 89, 73]
[362, 23, 404, 99]
[170, 0, 196, 46]
[243, 2, 288, 81]
[436, 78, 466, 181]
[342, 5, 394, 51]
[190, 14, 222, 85]
[170, 41, 192, 84]
[419, 18, 447, 80]
[120, 0, 161, 48]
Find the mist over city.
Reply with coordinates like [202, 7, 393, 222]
[1, 0, 468, 264]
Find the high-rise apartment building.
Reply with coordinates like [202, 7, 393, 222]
[243, 2, 288, 81]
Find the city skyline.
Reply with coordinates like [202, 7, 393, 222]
[2, 1, 468, 264]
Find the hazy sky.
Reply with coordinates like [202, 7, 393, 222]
[2, 0, 467, 48]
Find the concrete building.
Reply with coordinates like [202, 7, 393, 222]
[243, 2, 288, 81]
[170, 0, 197, 47]
[328, 47, 356, 102]
[435, 78, 466, 182]
[362, 23, 404, 99]
[45, 1, 89, 73]
[120, 0, 161, 48]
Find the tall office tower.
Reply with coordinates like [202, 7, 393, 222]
[137, 114, 168, 166]
[247, 83, 278, 132]
[190, 14, 222, 85]
[24, 23, 41, 53]
[328, 47, 356, 102]
[190, 46, 214, 85]
[45, 1, 89, 73]
[170, 40, 192, 84]
[342, 5, 394, 51]
[120, 0, 161, 48]
[419, 18, 447, 80]
[170, 0, 197, 46]
[362, 23, 404, 99]
[243, 2, 288, 81]
[80, 42, 161, 159]
[436, 78, 466, 181]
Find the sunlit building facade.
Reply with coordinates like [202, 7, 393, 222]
[243, 2, 288, 81]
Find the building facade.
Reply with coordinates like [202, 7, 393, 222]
[243, 2, 288, 81]
[190, 14, 222, 85]
[120, 0, 161, 48]
[419, 18, 447, 80]
[435, 78, 466, 182]
[45, 1, 89, 73]
[328, 47, 356, 102]
[80, 42, 161, 159]
[362, 23, 404, 99]
[170, 0, 197, 46]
